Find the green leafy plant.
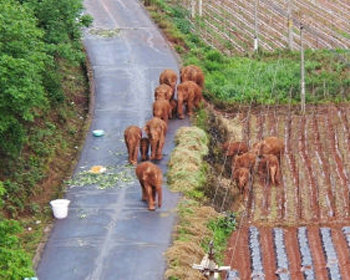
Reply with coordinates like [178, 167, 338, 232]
[205, 212, 237, 264]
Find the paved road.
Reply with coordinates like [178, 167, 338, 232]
[36, 0, 189, 279]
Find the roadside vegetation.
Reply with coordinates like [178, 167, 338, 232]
[0, 0, 92, 278]
[165, 126, 236, 280]
[147, 0, 350, 106]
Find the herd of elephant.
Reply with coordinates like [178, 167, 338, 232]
[124, 65, 205, 211]
[124, 64, 284, 211]
[225, 136, 285, 201]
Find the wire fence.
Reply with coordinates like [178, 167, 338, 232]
[168, 0, 350, 54]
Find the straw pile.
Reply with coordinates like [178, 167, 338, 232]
[167, 127, 209, 194]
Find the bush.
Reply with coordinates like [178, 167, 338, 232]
[0, 219, 34, 280]
[0, 182, 34, 279]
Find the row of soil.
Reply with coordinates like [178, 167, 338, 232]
[221, 105, 350, 226]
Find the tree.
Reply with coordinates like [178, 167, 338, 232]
[0, 0, 49, 155]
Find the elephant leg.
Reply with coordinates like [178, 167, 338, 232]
[177, 99, 184, 119]
[243, 185, 248, 202]
[125, 142, 132, 164]
[132, 140, 140, 164]
[275, 167, 281, 185]
[150, 139, 157, 160]
[187, 100, 194, 116]
[163, 111, 168, 123]
[141, 182, 147, 201]
[156, 137, 165, 160]
[270, 168, 276, 185]
[145, 184, 155, 211]
[168, 106, 172, 120]
[157, 185, 162, 208]
[130, 146, 136, 165]
[152, 187, 156, 203]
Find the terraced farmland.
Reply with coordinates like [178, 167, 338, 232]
[175, 0, 350, 53]
[216, 105, 350, 279]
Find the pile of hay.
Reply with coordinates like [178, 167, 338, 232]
[165, 200, 221, 280]
[167, 127, 209, 194]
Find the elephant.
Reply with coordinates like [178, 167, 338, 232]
[153, 99, 172, 123]
[124, 126, 142, 165]
[258, 154, 281, 185]
[180, 65, 204, 88]
[253, 136, 285, 160]
[135, 161, 163, 211]
[177, 81, 202, 119]
[159, 69, 177, 98]
[222, 141, 248, 157]
[154, 84, 172, 101]
[232, 152, 257, 171]
[232, 167, 250, 201]
[140, 137, 149, 161]
[144, 117, 167, 160]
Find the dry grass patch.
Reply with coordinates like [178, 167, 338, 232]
[165, 199, 221, 280]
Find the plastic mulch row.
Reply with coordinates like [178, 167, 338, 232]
[249, 226, 265, 280]
[298, 227, 316, 280]
[273, 228, 290, 280]
[320, 228, 342, 280]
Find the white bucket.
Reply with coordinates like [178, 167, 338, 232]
[50, 199, 70, 219]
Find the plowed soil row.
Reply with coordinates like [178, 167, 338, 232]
[234, 105, 350, 226]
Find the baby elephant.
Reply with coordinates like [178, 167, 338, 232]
[232, 167, 250, 201]
[180, 65, 205, 89]
[222, 141, 248, 157]
[153, 99, 172, 123]
[232, 152, 257, 171]
[144, 117, 167, 160]
[140, 137, 149, 161]
[136, 161, 163, 211]
[154, 84, 173, 101]
[159, 69, 177, 99]
[253, 136, 285, 160]
[258, 154, 281, 185]
[124, 126, 142, 165]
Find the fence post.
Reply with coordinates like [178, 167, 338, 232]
[300, 23, 305, 114]
[254, 0, 259, 51]
[191, 0, 195, 18]
[287, 0, 294, 50]
[198, 0, 203, 17]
